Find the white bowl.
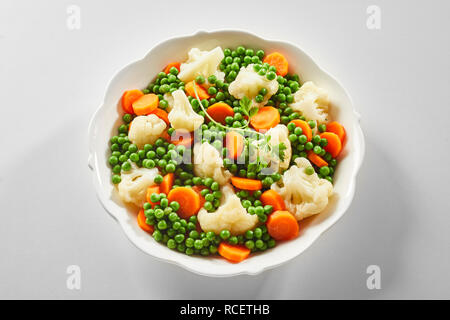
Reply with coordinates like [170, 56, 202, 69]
[88, 30, 365, 277]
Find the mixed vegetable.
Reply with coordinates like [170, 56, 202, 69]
[107, 45, 346, 263]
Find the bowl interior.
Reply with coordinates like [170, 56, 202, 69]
[88, 30, 364, 276]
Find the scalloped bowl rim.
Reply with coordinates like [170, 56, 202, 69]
[88, 29, 365, 277]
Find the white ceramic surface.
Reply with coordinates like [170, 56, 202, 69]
[88, 30, 365, 277]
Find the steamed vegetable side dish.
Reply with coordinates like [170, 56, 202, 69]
[108, 45, 347, 263]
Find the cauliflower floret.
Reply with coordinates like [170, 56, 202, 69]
[228, 64, 278, 106]
[178, 47, 224, 82]
[118, 165, 159, 207]
[289, 81, 329, 123]
[197, 184, 258, 235]
[250, 124, 292, 172]
[128, 114, 166, 149]
[168, 89, 204, 132]
[251, 125, 292, 172]
[272, 157, 333, 220]
[193, 142, 232, 185]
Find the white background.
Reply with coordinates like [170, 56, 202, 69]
[1, 0, 449, 299]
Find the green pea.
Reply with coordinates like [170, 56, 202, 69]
[157, 220, 167, 230]
[109, 155, 119, 166]
[142, 159, 153, 169]
[118, 124, 128, 134]
[257, 212, 267, 222]
[110, 143, 120, 152]
[264, 205, 273, 215]
[238, 190, 248, 198]
[111, 175, 121, 184]
[298, 135, 308, 144]
[165, 239, 175, 249]
[220, 230, 231, 240]
[138, 150, 146, 159]
[236, 46, 245, 55]
[305, 142, 314, 150]
[254, 228, 263, 239]
[204, 193, 214, 202]
[110, 136, 119, 144]
[255, 94, 264, 103]
[121, 161, 131, 172]
[256, 50, 264, 59]
[194, 239, 203, 250]
[128, 153, 138, 163]
[204, 201, 213, 211]
[200, 189, 210, 198]
[206, 86, 218, 96]
[154, 175, 163, 184]
[305, 166, 315, 175]
[112, 164, 121, 174]
[227, 71, 237, 81]
[288, 134, 297, 143]
[320, 166, 330, 176]
[210, 182, 219, 191]
[144, 150, 154, 159]
[242, 200, 252, 208]
[156, 146, 166, 157]
[262, 177, 273, 188]
[245, 240, 255, 250]
[215, 92, 225, 101]
[207, 74, 217, 84]
[195, 75, 205, 84]
[152, 230, 162, 242]
[292, 127, 302, 136]
[245, 230, 254, 239]
[266, 71, 276, 81]
[164, 163, 175, 173]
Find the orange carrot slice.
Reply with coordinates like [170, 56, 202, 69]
[263, 52, 289, 76]
[218, 242, 251, 263]
[289, 119, 312, 141]
[137, 209, 154, 234]
[307, 151, 328, 168]
[192, 185, 206, 208]
[326, 121, 346, 142]
[151, 108, 169, 124]
[266, 210, 299, 241]
[207, 102, 235, 124]
[132, 93, 159, 116]
[170, 129, 193, 147]
[167, 187, 201, 219]
[160, 173, 174, 195]
[320, 132, 342, 158]
[146, 185, 161, 208]
[225, 131, 244, 159]
[185, 81, 210, 100]
[260, 190, 286, 211]
[164, 62, 181, 74]
[122, 89, 144, 114]
[250, 106, 280, 131]
[231, 177, 262, 191]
